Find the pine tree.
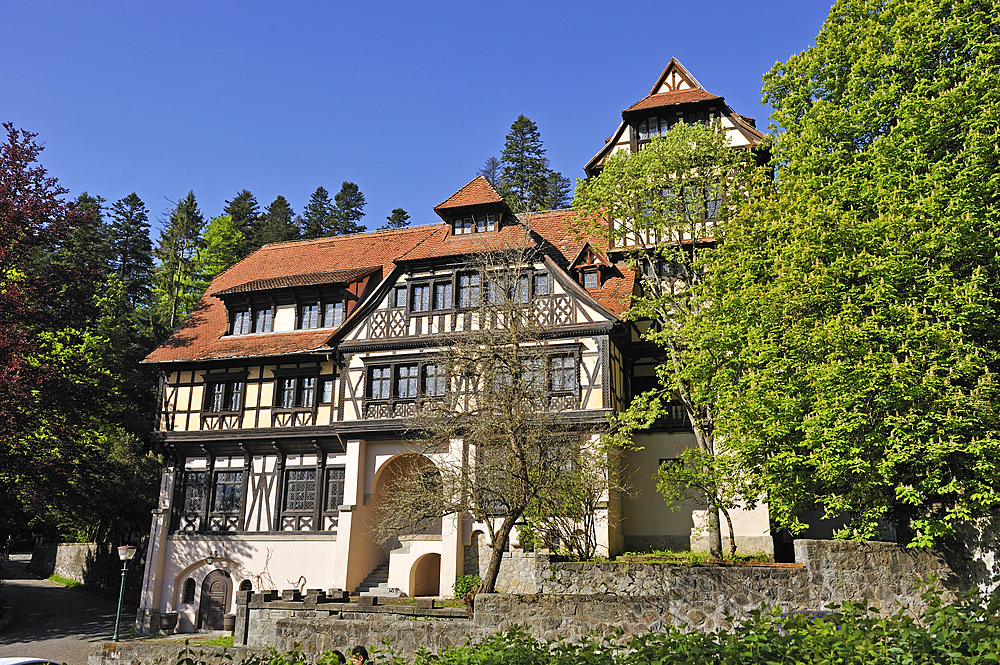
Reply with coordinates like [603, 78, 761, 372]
[478, 156, 502, 188]
[329, 182, 366, 235]
[378, 208, 410, 231]
[258, 195, 299, 245]
[302, 186, 335, 239]
[224, 189, 261, 256]
[152, 191, 205, 330]
[107, 193, 153, 310]
[543, 163, 572, 210]
[500, 115, 550, 212]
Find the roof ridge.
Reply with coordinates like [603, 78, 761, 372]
[257, 224, 435, 251]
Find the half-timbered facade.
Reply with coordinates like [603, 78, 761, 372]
[137, 59, 771, 634]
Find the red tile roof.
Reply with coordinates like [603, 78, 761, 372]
[521, 210, 635, 317]
[434, 175, 504, 210]
[625, 88, 722, 112]
[144, 226, 438, 363]
[145, 209, 639, 365]
[214, 266, 380, 295]
[394, 223, 540, 262]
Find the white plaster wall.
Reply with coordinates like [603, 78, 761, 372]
[161, 535, 339, 632]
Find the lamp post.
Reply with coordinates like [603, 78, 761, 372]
[113, 545, 137, 642]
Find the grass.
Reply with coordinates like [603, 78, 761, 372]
[617, 549, 774, 565]
[47, 574, 84, 587]
[201, 636, 234, 647]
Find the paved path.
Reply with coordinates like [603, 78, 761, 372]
[0, 556, 130, 665]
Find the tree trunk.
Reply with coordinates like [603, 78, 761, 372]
[706, 499, 723, 558]
[480, 515, 516, 593]
[721, 506, 736, 558]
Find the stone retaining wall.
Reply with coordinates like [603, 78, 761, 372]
[30, 542, 99, 584]
[88, 642, 266, 665]
[104, 538, 959, 663]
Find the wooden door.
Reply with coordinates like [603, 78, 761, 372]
[198, 570, 231, 630]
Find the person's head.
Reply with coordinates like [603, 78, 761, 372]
[350, 646, 369, 665]
[330, 651, 346, 664]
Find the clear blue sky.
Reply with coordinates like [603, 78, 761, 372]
[1, 1, 831, 235]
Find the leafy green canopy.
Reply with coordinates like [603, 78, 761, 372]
[711, 0, 1000, 545]
[574, 121, 756, 557]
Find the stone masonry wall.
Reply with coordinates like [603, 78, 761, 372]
[30, 542, 98, 584]
[89, 642, 266, 665]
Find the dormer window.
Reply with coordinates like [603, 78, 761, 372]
[452, 214, 497, 235]
[583, 270, 600, 289]
[230, 305, 274, 335]
[233, 309, 252, 335]
[298, 298, 347, 330]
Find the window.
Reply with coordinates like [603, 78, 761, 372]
[551, 356, 577, 392]
[324, 301, 345, 327]
[458, 274, 480, 307]
[275, 375, 320, 410]
[453, 214, 496, 235]
[434, 282, 452, 309]
[204, 379, 244, 413]
[321, 379, 334, 404]
[183, 578, 196, 603]
[326, 466, 346, 510]
[240, 580, 253, 591]
[424, 364, 446, 397]
[182, 471, 207, 513]
[370, 366, 392, 399]
[213, 471, 243, 513]
[300, 304, 320, 329]
[283, 469, 317, 512]
[637, 116, 675, 140]
[533, 273, 550, 296]
[300, 299, 346, 329]
[397, 365, 419, 398]
[366, 358, 449, 413]
[255, 307, 273, 333]
[583, 271, 599, 289]
[232, 309, 252, 335]
[411, 284, 430, 312]
[392, 287, 407, 308]
[453, 216, 474, 235]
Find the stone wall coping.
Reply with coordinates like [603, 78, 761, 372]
[247, 595, 467, 618]
[169, 533, 338, 542]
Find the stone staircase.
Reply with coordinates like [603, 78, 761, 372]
[354, 561, 402, 596]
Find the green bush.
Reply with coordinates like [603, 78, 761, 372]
[452, 574, 482, 598]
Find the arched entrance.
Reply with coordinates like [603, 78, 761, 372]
[410, 553, 441, 596]
[198, 570, 232, 630]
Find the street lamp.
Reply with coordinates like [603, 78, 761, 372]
[113, 545, 137, 642]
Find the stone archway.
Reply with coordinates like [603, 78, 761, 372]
[198, 569, 232, 630]
[371, 453, 443, 540]
[410, 553, 441, 596]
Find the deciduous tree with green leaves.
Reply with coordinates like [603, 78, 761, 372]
[574, 121, 755, 557]
[708, 0, 1000, 546]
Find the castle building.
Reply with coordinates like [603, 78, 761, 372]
[136, 59, 769, 633]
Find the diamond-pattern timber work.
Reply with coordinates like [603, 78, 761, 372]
[281, 515, 314, 531]
[208, 515, 239, 532]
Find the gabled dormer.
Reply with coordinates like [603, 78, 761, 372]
[433, 175, 515, 237]
[584, 58, 765, 177]
[213, 266, 380, 336]
[569, 241, 615, 290]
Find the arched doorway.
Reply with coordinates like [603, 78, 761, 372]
[410, 553, 441, 596]
[198, 570, 232, 630]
